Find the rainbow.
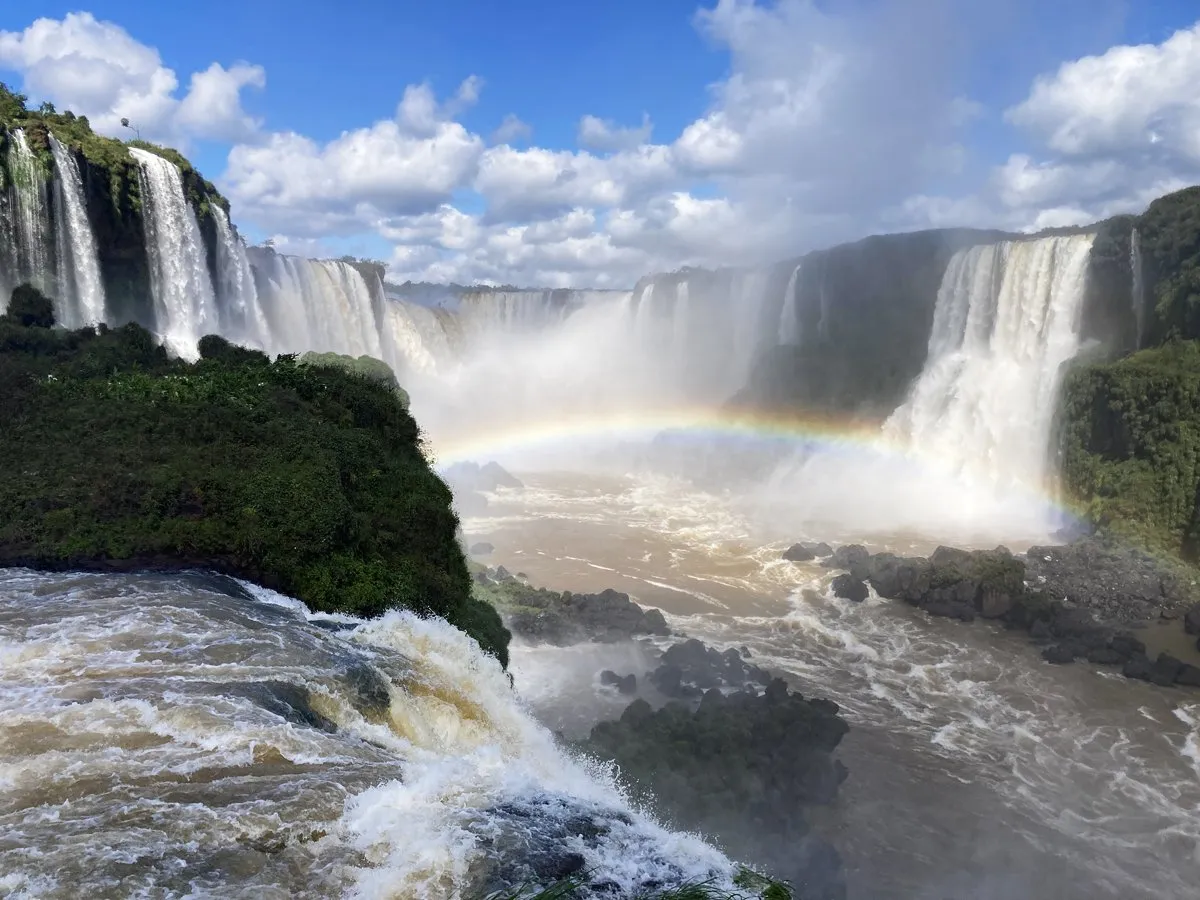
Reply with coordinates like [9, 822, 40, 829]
[421, 404, 1087, 521]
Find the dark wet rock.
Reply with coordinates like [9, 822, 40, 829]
[979, 589, 1014, 619]
[648, 638, 772, 699]
[831, 573, 869, 603]
[1025, 535, 1199, 625]
[1042, 644, 1079, 664]
[783, 543, 817, 562]
[1150, 652, 1186, 687]
[1176, 663, 1200, 687]
[469, 542, 494, 556]
[1029, 619, 1053, 642]
[740, 645, 752, 658]
[488, 574, 671, 646]
[867, 554, 932, 604]
[923, 600, 976, 622]
[1185, 602, 1200, 635]
[824, 544, 872, 580]
[600, 670, 637, 695]
[1086, 646, 1126, 666]
[784, 541, 834, 562]
[584, 678, 849, 899]
[1123, 653, 1154, 681]
[1109, 632, 1147, 660]
[343, 660, 393, 721]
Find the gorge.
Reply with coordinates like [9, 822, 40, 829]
[3, 84, 1200, 900]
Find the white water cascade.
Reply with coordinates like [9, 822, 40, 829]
[731, 268, 772, 388]
[48, 134, 105, 327]
[778, 263, 801, 345]
[672, 278, 691, 364]
[130, 148, 219, 360]
[884, 234, 1095, 488]
[1130, 226, 1145, 349]
[250, 252, 384, 362]
[4, 129, 53, 298]
[211, 205, 268, 349]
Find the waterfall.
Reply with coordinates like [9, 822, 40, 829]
[211, 205, 268, 350]
[1130, 226, 1145, 350]
[48, 134, 105, 327]
[4, 129, 53, 299]
[249, 251, 384, 362]
[382, 298, 460, 374]
[672, 279, 691, 364]
[458, 290, 565, 333]
[731, 269, 771, 388]
[778, 263, 801, 345]
[130, 148, 219, 360]
[816, 257, 831, 342]
[884, 234, 1095, 488]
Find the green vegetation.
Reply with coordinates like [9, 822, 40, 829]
[1139, 186, 1200, 344]
[1060, 340, 1200, 558]
[0, 288, 508, 663]
[298, 351, 410, 408]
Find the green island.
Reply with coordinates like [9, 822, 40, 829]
[0, 284, 509, 665]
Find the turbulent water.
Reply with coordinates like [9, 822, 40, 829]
[883, 234, 1094, 489]
[463, 470, 1200, 900]
[0, 568, 741, 900]
[48, 134, 106, 327]
[130, 148, 220, 360]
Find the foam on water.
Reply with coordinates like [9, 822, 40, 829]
[0, 569, 742, 899]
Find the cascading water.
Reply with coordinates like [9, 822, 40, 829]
[47, 134, 105, 328]
[211, 205, 269, 349]
[778, 263, 801, 345]
[130, 147, 219, 360]
[884, 234, 1095, 488]
[1131, 226, 1145, 350]
[0, 569, 739, 899]
[731, 269, 771, 388]
[672, 279, 691, 365]
[4, 129, 53, 299]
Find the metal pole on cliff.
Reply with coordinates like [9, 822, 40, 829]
[120, 118, 141, 141]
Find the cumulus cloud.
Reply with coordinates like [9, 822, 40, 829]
[491, 113, 532, 145]
[577, 113, 653, 152]
[0, 12, 264, 143]
[984, 20, 1200, 229]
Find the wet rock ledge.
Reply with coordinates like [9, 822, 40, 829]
[799, 536, 1200, 689]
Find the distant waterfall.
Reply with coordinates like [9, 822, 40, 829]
[130, 148, 219, 360]
[249, 252, 384, 361]
[3, 129, 53, 298]
[884, 234, 1095, 487]
[211, 205, 268, 349]
[672, 279, 691, 363]
[778, 263, 801, 345]
[1130, 226, 1145, 350]
[48, 134, 105, 327]
[731, 269, 771, 387]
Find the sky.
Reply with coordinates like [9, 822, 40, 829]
[1, 0, 1199, 288]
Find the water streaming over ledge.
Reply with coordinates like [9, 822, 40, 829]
[0, 569, 739, 899]
[48, 134, 106, 327]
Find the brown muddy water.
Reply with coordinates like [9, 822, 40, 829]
[466, 472, 1200, 900]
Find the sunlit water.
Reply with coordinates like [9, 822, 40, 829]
[467, 470, 1200, 900]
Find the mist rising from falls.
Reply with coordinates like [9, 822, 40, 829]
[48, 135, 106, 328]
[130, 148, 219, 360]
[2, 129, 53, 302]
[884, 234, 1094, 489]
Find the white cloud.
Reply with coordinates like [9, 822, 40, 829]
[0, 12, 263, 144]
[577, 113, 653, 152]
[491, 113, 532, 145]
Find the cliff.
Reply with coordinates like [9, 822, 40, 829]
[0, 286, 509, 664]
[0, 83, 229, 327]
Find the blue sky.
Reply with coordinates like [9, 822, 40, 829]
[3, 1, 1200, 287]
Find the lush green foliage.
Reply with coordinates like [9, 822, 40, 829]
[298, 351, 410, 408]
[0, 302, 508, 663]
[1139, 187, 1200, 344]
[1060, 340, 1200, 557]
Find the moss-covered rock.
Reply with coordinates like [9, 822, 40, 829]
[0, 300, 508, 664]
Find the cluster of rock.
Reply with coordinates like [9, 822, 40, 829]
[584, 680, 849, 900]
[807, 537, 1200, 689]
[477, 568, 670, 646]
[442, 460, 523, 516]
[645, 638, 773, 699]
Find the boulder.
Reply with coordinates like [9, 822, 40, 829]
[1150, 652, 1185, 687]
[500, 581, 672, 646]
[783, 543, 816, 562]
[831, 573, 869, 603]
[648, 639, 773, 699]
[469, 542, 495, 556]
[1176, 664, 1200, 688]
[600, 670, 638, 695]
[1123, 654, 1154, 681]
[1042, 644, 1078, 665]
[1185, 602, 1200, 635]
[825, 544, 872, 580]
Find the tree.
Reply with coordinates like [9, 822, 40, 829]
[38, 100, 56, 116]
[2, 284, 56, 328]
